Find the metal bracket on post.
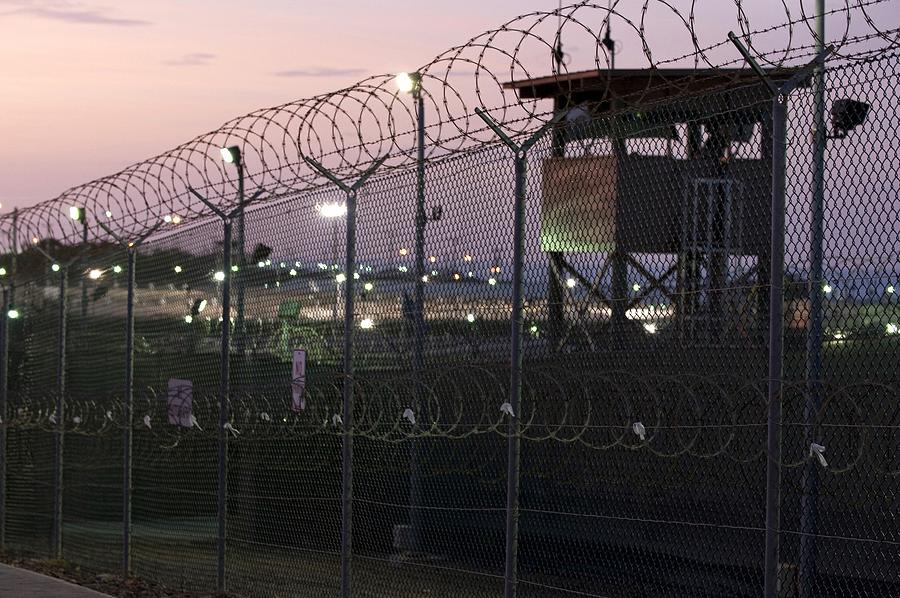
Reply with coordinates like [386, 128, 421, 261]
[473, 107, 563, 598]
[186, 187, 263, 595]
[302, 154, 387, 598]
[97, 219, 161, 577]
[728, 33, 833, 598]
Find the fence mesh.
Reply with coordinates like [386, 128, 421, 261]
[0, 4, 898, 598]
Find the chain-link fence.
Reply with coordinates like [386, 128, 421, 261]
[0, 2, 898, 597]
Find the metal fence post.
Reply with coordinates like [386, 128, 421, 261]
[123, 249, 135, 574]
[97, 220, 160, 577]
[799, 4, 827, 595]
[218, 218, 232, 593]
[340, 187, 358, 598]
[728, 33, 832, 598]
[0, 287, 8, 550]
[187, 186, 262, 594]
[763, 92, 788, 598]
[302, 155, 387, 598]
[504, 151, 527, 598]
[410, 85, 427, 555]
[52, 266, 68, 559]
[473, 108, 562, 598]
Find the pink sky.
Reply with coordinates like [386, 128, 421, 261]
[0, 1, 879, 211]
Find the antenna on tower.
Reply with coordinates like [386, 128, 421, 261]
[554, 0, 564, 71]
[602, 0, 616, 70]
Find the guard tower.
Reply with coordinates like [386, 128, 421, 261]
[504, 68, 801, 349]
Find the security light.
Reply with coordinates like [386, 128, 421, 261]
[360, 318, 375, 329]
[88, 269, 102, 280]
[316, 202, 347, 218]
[191, 298, 208, 316]
[251, 243, 273, 263]
[831, 99, 870, 137]
[395, 72, 422, 95]
[69, 206, 84, 221]
[7, 308, 19, 319]
[214, 271, 226, 282]
[220, 146, 241, 165]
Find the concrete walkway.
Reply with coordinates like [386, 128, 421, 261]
[0, 564, 111, 597]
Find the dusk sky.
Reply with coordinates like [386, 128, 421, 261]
[1, 0, 563, 208]
[0, 1, 886, 212]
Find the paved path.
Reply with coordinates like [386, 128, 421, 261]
[0, 564, 110, 597]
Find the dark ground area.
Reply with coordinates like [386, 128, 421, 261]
[0, 550, 228, 598]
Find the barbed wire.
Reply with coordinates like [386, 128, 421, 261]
[5, 370, 896, 474]
[1, 0, 899, 251]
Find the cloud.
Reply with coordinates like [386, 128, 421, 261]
[274, 67, 367, 78]
[164, 53, 216, 67]
[0, 1, 150, 26]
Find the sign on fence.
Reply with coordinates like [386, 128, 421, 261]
[167, 378, 193, 427]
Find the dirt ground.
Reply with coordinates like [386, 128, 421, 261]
[0, 551, 227, 598]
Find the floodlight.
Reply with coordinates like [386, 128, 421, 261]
[316, 202, 347, 218]
[831, 99, 870, 136]
[823, 283, 833, 294]
[69, 205, 84, 221]
[360, 318, 375, 329]
[174, 265, 183, 273]
[643, 322, 658, 334]
[88, 269, 102, 280]
[0, 267, 6, 276]
[336, 273, 347, 283]
[220, 146, 241, 165]
[214, 271, 226, 282]
[191, 298, 208, 316]
[51, 264, 61, 272]
[395, 71, 422, 95]
[364, 282, 373, 291]
[566, 278, 577, 288]
[185, 315, 194, 324]
[887, 285, 895, 295]
[466, 313, 476, 323]
[887, 323, 898, 335]
[488, 277, 497, 286]
[113, 265, 123, 274]
[7, 308, 19, 319]
[251, 243, 273, 263]
[105, 210, 113, 218]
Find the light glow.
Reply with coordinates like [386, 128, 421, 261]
[88, 269, 102, 280]
[360, 317, 375, 330]
[395, 72, 417, 94]
[316, 202, 347, 218]
[214, 271, 226, 282]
